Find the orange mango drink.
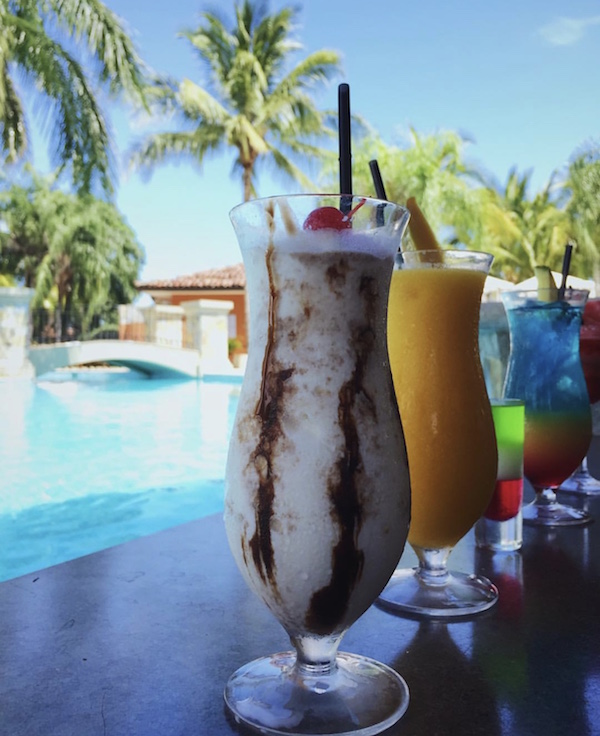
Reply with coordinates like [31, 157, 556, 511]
[387, 251, 497, 550]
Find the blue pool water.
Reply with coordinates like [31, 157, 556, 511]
[0, 370, 240, 582]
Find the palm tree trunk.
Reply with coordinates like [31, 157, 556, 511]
[54, 304, 62, 343]
[243, 164, 253, 202]
[241, 162, 254, 357]
[64, 289, 74, 340]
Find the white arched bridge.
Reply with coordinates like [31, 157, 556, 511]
[0, 294, 242, 380]
[28, 340, 230, 379]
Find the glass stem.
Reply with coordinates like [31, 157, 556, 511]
[568, 460, 589, 484]
[534, 487, 558, 505]
[290, 633, 343, 677]
[412, 546, 452, 587]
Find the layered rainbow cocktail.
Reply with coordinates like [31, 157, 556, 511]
[502, 289, 592, 526]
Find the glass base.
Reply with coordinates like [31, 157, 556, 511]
[377, 567, 498, 619]
[224, 651, 409, 736]
[558, 462, 600, 497]
[475, 511, 523, 552]
[522, 496, 592, 527]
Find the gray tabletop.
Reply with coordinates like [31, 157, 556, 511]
[1, 480, 599, 736]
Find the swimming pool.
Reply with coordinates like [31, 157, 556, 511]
[0, 370, 240, 582]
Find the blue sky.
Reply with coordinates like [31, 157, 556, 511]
[38, 0, 600, 280]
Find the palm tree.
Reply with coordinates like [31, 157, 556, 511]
[482, 169, 572, 282]
[339, 131, 581, 283]
[0, 0, 148, 194]
[561, 145, 600, 282]
[339, 129, 492, 251]
[130, 0, 341, 201]
[35, 198, 143, 328]
[0, 169, 144, 339]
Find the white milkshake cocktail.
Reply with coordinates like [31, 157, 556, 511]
[224, 194, 411, 736]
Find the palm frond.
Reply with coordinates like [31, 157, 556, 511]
[266, 144, 316, 191]
[10, 13, 113, 194]
[270, 50, 341, 99]
[262, 94, 324, 138]
[178, 79, 230, 123]
[250, 4, 300, 82]
[129, 129, 224, 173]
[0, 61, 27, 161]
[226, 115, 268, 158]
[224, 48, 268, 111]
[281, 139, 333, 158]
[46, 0, 149, 105]
[182, 14, 237, 83]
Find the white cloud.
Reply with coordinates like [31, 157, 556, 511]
[538, 15, 600, 46]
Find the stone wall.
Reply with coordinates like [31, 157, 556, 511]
[181, 299, 234, 374]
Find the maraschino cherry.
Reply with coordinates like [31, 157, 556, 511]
[303, 206, 351, 231]
[302, 198, 367, 231]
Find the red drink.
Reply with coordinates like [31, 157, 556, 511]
[560, 297, 600, 497]
[580, 299, 600, 404]
[484, 478, 523, 522]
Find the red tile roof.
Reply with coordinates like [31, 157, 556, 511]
[136, 263, 246, 291]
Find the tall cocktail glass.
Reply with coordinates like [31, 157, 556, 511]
[378, 249, 499, 618]
[224, 195, 412, 735]
[560, 297, 600, 495]
[501, 288, 592, 526]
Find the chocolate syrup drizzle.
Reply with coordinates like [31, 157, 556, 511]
[248, 239, 293, 596]
[305, 271, 378, 635]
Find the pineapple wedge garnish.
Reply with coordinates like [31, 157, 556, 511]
[534, 265, 559, 302]
[406, 197, 443, 263]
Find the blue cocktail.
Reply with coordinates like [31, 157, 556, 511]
[501, 288, 592, 526]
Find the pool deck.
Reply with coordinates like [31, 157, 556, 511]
[1, 476, 599, 734]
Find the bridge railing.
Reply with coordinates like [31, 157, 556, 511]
[31, 309, 115, 345]
[30, 306, 194, 349]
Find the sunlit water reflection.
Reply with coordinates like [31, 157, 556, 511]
[0, 370, 240, 581]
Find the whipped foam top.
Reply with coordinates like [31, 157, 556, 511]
[266, 228, 398, 259]
[231, 197, 399, 259]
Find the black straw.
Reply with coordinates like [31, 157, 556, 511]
[369, 159, 388, 200]
[338, 83, 352, 214]
[369, 159, 387, 226]
[558, 242, 574, 300]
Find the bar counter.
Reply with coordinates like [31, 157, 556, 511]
[1, 478, 599, 735]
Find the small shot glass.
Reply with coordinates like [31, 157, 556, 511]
[476, 399, 525, 552]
